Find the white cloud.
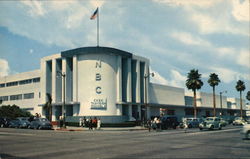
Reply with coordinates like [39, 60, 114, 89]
[237, 49, 250, 68]
[232, 0, 249, 22]
[21, 0, 46, 17]
[150, 69, 186, 88]
[0, 58, 10, 77]
[170, 31, 211, 46]
[90, 0, 105, 8]
[153, 0, 220, 8]
[209, 66, 245, 83]
[150, 70, 168, 85]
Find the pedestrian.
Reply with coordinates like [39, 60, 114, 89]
[147, 119, 152, 132]
[97, 118, 101, 130]
[156, 118, 160, 130]
[79, 118, 82, 127]
[83, 117, 86, 127]
[89, 117, 93, 130]
[184, 121, 188, 133]
[93, 117, 97, 130]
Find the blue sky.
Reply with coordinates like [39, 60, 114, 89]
[0, 0, 249, 100]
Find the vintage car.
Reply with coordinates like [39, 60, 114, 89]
[233, 117, 246, 126]
[199, 117, 222, 130]
[219, 117, 228, 127]
[161, 116, 179, 129]
[30, 118, 52, 130]
[179, 118, 202, 128]
[241, 122, 250, 139]
[0, 117, 11, 128]
[17, 117, 31, 128]
[9, 119, 21, 128]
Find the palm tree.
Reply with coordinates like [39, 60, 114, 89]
[208, 73, 221, 117]
[246, 91, 250, 101]
[186, 69, 203, 118]
[44, 93, 52, 122]
[235, 80, 245, 118]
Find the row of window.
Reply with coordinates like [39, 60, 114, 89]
[0, 93, 35, 101]
[0, 77, 40, 88]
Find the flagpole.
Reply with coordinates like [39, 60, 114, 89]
[97, 7, 99, 47]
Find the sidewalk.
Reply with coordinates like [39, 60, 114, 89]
[53, 126, 148, 131]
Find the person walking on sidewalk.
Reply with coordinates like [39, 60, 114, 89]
[147, 119, 152, 132]
[83, 117, 86, 127]
[93, 117, 97, 130]
[97, 118, 101, 130]
[89, 117, 93, 130]
[79, 118, 83, 127]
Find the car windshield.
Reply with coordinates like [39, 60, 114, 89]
[205, 118, 214, 121]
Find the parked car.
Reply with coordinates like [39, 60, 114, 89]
[9, 119, 21, 128]
[17, 117, 31, 128]
[233, 117, 246, 126]
[219, 117, 228, 127]
[30, 118, 52, 130]
[241, 122, 250, 139]
[184, 118, 201, 128]
[199, 117, 222, 130]
[161, 116, 179, 129]
[0, 117, 11, 128]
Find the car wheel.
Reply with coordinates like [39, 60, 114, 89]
[199, 127, 203, 130]
[188, 124, 192, 128]
[219, 126, 222, 130]
[209, 125, 214, 130]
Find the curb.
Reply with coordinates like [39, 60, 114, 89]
[54, 128, 83, 131]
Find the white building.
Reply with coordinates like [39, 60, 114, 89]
[0, 47, 247, 123]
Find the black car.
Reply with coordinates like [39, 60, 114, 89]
[161, 116, 179, 129]
[0, 117, 11, 127]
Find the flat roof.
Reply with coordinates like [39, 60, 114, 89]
[61, 46, 132, 58]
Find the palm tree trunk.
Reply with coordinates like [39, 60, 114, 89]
[193, 89, 197, 118]
[213, 86, 216, 117]
[240, 91, 242, 118]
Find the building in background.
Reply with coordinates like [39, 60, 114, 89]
[0, 47, 247, 123]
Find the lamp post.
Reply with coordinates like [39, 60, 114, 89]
[57, 71, 66, 128]
[219, 90, 227, 117]
[144, 72, 154, 123]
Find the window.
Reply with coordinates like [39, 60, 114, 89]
[10, 94, 22, 100]
[19, 79, 32, 85]
[0, 83, 5, 88]
[33, 77, 40, 83]
[6, 81, 18, 87]
[0, 96, 8, 101]
[23, 93, 34, 99]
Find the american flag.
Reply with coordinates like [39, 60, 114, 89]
[90, 8, 98, 20]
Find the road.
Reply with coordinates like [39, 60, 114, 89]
[0, 126, 249, 159]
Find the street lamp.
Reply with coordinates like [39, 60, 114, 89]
[219, 90, 227, 117]
[144, 72, 154, 123]
[57, 71, 66, 128]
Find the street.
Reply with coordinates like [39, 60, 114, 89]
[0, 126, 249, 159]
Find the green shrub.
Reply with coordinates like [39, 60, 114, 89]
[0, 105, 32, 119]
